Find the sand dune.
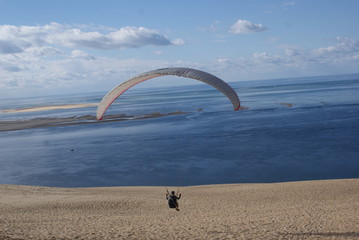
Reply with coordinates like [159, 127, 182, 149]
[1, 179, 358, 239]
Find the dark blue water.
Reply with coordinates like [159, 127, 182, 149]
[1, 74, 359, 187]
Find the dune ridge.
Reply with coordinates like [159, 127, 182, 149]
[1, 179, 358, 239]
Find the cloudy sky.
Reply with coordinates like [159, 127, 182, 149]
[1, 0, 359, 98]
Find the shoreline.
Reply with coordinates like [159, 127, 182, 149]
[0, 103, 99, 113]
[0, 111, 189, 132]
[1, 177, 357, 188]
[1, 178, 358, 239]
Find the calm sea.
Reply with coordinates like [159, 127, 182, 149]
[1, 73, 359, 187]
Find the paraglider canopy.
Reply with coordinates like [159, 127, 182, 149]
[96, 67, 240, 120]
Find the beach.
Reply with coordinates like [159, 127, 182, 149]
[1, 179, 358, 239]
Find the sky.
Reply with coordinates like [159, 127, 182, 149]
[1, 0, 359, 98]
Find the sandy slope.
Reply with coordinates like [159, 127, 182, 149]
[1, 179, 358, 240]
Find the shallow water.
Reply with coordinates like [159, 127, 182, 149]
[1, 74, 359, 187]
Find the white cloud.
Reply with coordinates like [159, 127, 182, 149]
[48, 26, 175, 49]
[0, 40, 24, 54]
[229, 19, 267, 34]
[213, 37, 359, 80]
[71, 50, 96, 60]
[313, 37, 359, 57]
[0, 22, 183, 54]
[171, 38, 185, 45]
[0, 53, 169, 90]
[0, 26, 358, 97]
[0, 22, 185, 95]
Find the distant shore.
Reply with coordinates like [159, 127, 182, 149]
[0, 106, 189, 132]
[0, 102, 299, 132]
[0, 103, 99, 113]
[1, 179, 358, 239]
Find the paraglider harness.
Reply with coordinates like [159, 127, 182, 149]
[166, 189, 181, 209]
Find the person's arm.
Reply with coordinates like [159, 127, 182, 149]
[178, 193, 181, 199]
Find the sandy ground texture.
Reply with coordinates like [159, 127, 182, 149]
[1, 179, 358, 240]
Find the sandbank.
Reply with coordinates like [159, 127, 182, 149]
[0, 111, 188, 132]
[0, 103, 99, 113]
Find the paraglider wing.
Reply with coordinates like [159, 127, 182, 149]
[96, 67, 240, 120]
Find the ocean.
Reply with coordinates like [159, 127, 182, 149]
[1, 73, 359, 187]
